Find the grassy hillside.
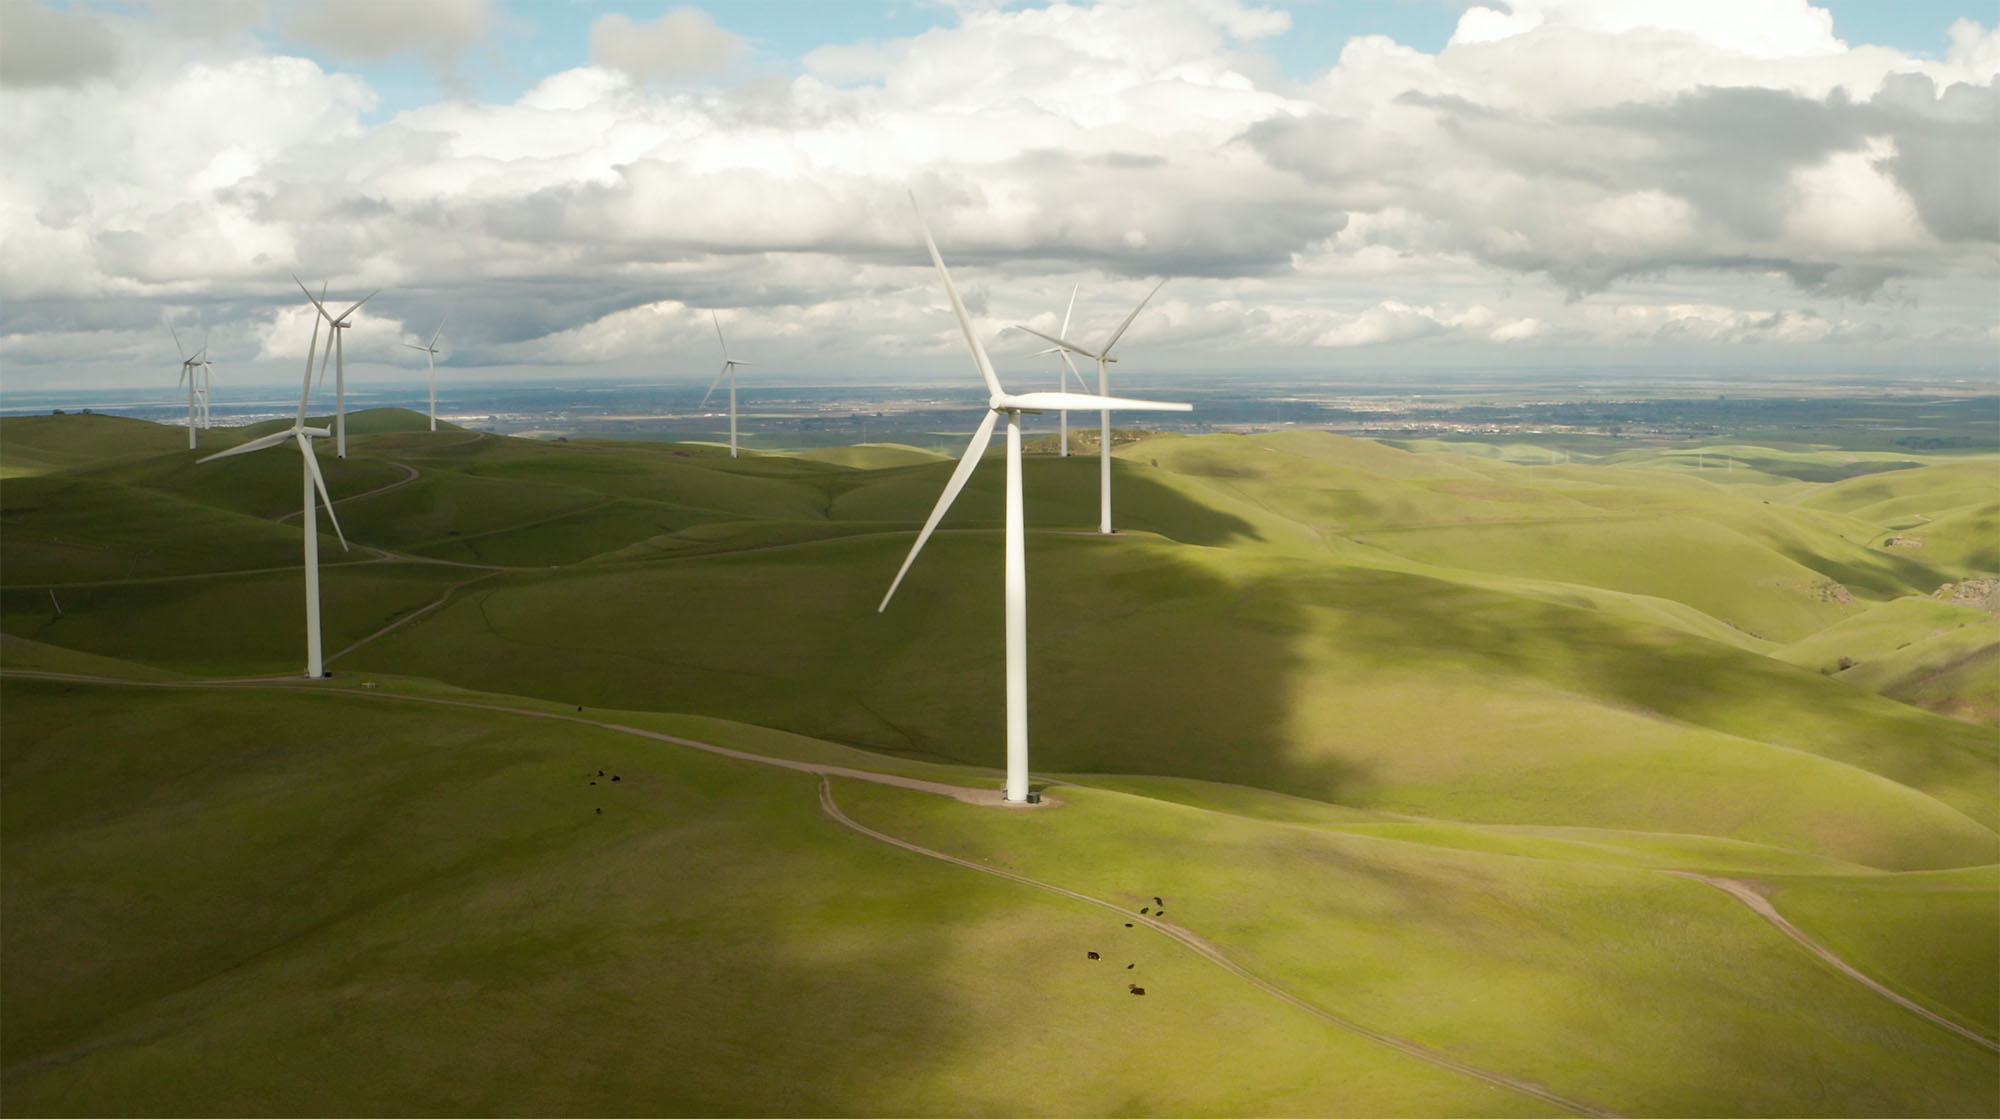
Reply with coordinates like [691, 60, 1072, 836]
[3, 410, 1994, 1115]
[6, 676, 1993, 1116]
[1, 677, 1547, 1117]
[0, 413, 195, 477]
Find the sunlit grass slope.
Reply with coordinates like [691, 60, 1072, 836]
[1801, 459, 1999, 524]
[1124, 432, 1955, 640]
[1768, 865, 2000, 1038]
[833, 779, 1999, 1117]
[792, 442, 951, 469]
[2, 678, 1532, 1118]
[0, 413, 194, 477]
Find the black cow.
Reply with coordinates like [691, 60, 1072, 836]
[1086, 952, 1100, 960]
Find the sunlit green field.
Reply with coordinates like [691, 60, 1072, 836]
[2, 409, 1994, 1116]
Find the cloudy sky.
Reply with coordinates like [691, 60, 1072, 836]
[2, 0, 1995, 393]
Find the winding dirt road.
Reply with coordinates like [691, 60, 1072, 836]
[1671, 872, 1999, 1053]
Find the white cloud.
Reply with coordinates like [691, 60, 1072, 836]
[282, 0, 493, 64]
[588, 7, 745, 83]
[0, 0, 1994, 387]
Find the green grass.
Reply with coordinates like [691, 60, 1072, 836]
[1768, 866, 2000, 1039]
[834, 778, 2000, 1117]
[1, 678, 1539, 1117]
[1, 473, 364, 584]
[0, 563, 470, 676]
[790, 443, 951, 469]
[4, 413, 1997, 1116]
[0, 413, 197, 476]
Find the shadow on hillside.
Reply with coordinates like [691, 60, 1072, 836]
[1771, 541, 1950, 600]
[827, 454, 1265, 549]
[343, 468, 1365, 808]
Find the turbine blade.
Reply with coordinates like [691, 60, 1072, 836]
[169, 322, 186, 360]
[402, 342, 430, 352]
[335, 290, 379, 323]
[712, 309, 729, 360]
[316, 334, 334, 394]
[879, 408, 1000, 612]
[196, 429, 293, 463]
[1101, 278, 1166, 356]
[910, 193, 1004, 399]
[294, 273, 333, 320]
[1060, 350, 1091, 393]
[430, 314, 447, 348]
[300, 432, 348, 550]
[1060, 283, 1077, 338]
[997, 391, 1191, 412]
[298, 314, 322, 422]
[1015, 325, 1102, 360]
[700, 361, 729, 407]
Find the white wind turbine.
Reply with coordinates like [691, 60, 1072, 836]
[294, 275, 379, 458]
[169, 324, 204, 450]
[701, 311, 754, 458]
[879, 198, 1190, 804]
[1017, 279, 1166, 533]
[196, 303, 349, 678]
[403, 315, 448, 432]
[1029, 285, 1095, 457]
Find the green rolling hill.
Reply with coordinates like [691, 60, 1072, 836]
[2, 408, 1994, 1116]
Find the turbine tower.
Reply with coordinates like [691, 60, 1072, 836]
[1017, 279, 1166, 533]
[196, 307, 349, 678]
[702, 311, 754, 458]
[198, 330, 214, 430]
[403, 315, 448, 432]
[879, 197, 1190, 804]
[169, 324, 204, 450]
[1029, 285, 1095, 458]
[295, 275, 379, 458]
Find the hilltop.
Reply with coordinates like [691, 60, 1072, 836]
[2, 407, 1994, 1116]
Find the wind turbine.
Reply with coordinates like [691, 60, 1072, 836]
[403, 315, 447, 432]
[169, 324, 203, 450]
[702, 311, 754, 458]
[294, 274, 378, 458]
[1029, 285, 1096, 458]
[196, 304, 348, 678]
[879, 197, 1190, 804]
[1017, 279, 1166, 533]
